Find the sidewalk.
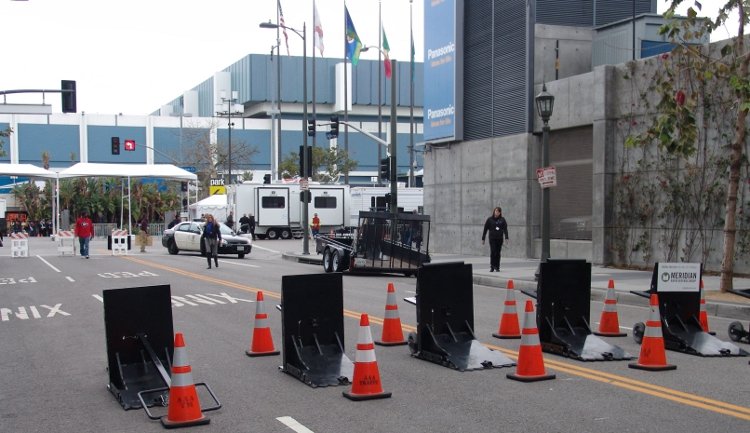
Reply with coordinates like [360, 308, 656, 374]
[282, 250, 750, 321]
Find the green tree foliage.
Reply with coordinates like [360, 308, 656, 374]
[279, 146, 357, 183]
[625, 1, 749, 290]
[0, 127, 11, 157]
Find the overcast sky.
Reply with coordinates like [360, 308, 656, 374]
[0, 0, 737, 115]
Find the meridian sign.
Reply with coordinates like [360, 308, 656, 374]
[423, 0, 463, 143]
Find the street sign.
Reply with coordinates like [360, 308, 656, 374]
[123, 139, 136, 151]
[536, 166, 557, 189]
[180, 166, 197, 173]
[299, 178, 309, 191]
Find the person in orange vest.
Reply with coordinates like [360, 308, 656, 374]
[74, 211, 94, 259]
[311, 213, 320, 238]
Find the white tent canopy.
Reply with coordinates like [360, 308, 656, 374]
[0, 163, 58, 178]
[188, 194, 227, 222]
[58, 163, 197, 180]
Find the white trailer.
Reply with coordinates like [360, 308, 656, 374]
[228, 183, 350, 240]
[349, 187, 423, 227]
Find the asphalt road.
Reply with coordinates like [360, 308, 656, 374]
[1, 238, 749, 433]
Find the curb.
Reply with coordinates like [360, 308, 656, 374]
[283, 252, 750, 322]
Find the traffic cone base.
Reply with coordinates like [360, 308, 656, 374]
[628, 362, 677, 371]
[246, 291, 280, 357]
[493, 332, 522, 340]
[161, 414, 210, 429]
[374, 339, 408, 347]
[375, 283, 408, 346]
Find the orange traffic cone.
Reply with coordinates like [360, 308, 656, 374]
[246, 291, 280, 357]
[493, 280, 521, 339]
[507, 300, 556, 382]
[162, 333, 210, 428]
[594, 279, 627, 337]
[343, 314, 392, 401]
[629, 294, 677, 371]
[375, 283, 407, 346]
[698, 280, 714, 334]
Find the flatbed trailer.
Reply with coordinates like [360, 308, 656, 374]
[315, 211, 430, 276]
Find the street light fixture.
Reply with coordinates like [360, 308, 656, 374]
[216, 90, 243, 186]
[260, 20, 311, 255]
[535, 83, 555, 262]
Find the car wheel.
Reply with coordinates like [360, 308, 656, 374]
[323, 248, 333, 273]
[728, 321, 745, 342]
[266, 229, 278, 240]
[280, 229, 292, 239]
[331, 250, 341, 272]
[238, 253, 245, 259]
[167, 240, 179, 255]
[632, 322, 645, 345]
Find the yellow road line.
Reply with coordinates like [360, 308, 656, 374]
[124, 256, 750, 421]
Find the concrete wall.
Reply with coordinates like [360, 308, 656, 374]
[424, 132, 535, 259]
[535, 24, 593, 84]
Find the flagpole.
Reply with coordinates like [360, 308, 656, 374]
[344, 1, 349, 185]
[276, 2, 283, 180]
[377, 0, 383, 187]
[312, 0, 317, 156]
[409, 0, 415, 188]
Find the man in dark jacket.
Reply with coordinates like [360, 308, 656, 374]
[481, 207, 509, 272]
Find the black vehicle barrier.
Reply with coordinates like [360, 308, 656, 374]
[633, 263, 748, 357]
[103, 285, 221, 416]
[104, 285, 175, 410]
[280, 273, 354, 387]
[536, 259, 633, 361]
[407, 262, 515, 371]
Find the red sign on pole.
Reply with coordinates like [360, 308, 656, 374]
[536, 166, 557, 189]
[124, 139, 136, 151]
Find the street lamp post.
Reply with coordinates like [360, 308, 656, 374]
[217, 91, 242, 185]
[260, 20, 310, 255]
[535, 83, 555, 262]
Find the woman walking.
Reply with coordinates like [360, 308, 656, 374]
[481, 207, 509, 272]
[201, 214, 222, 269]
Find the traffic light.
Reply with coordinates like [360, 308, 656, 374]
[61, 80, 76, 113]
[330, 115, 339, 138]
[124, 139, 136, 151]
[379, 157, 390, 181]
[299, 190, 311, 203]
[263, 174, 271, 184]
[307, 118, 316, 137]
[111, 137, 120, 155]
[298, 145, 313, 178]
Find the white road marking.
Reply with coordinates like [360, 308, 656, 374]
[252, 244, 280, 253]
[36, 255, 61, 273]
[190, 256, 260, 268]
[92, 295, 103, 302]
[276, 416, 315, 433]
[66, 276, 75, 282]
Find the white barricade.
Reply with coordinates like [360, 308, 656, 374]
[112, 229, 129, 256]
[57, 230, 76, 256]
[10, 233, 29, 258]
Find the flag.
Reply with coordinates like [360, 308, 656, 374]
[314, 0, 324, 56]
[345, 6, 362, 66]
[278, 0, 290, 56]
[382, 27, 392, 79]
[694, 1, 702, 11]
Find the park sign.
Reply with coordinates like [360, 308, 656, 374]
[209, 178, 226, 195]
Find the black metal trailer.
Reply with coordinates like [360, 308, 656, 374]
[315, 211, 430, 276]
